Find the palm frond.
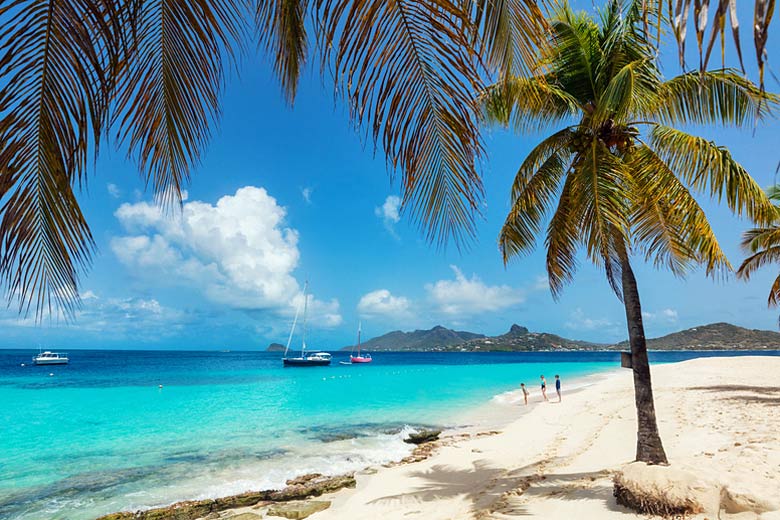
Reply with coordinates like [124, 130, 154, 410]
[499, 130, 574, 261]
[544, 172, 581, 298]
[471, 0, 549, 77]
[649, 69, 778, 126]
[737, 246, 780, 279]
[649, 125, 776, 226]
[702, 0, 744, 72]
[257, 0, 309, 104]
[740, 225, 780, 253]
[546, 9, 601, 106]
[112, 0, 246, 207]
[627, 144, 730, 276]
[317, 0, 484, 248]
[0, 0, 124, 318]
[575, 137, 629, 296]
[480, 77, 579, 133]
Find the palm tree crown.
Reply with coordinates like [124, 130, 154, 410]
[483, 0, 775, 298]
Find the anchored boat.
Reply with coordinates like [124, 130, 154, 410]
[282, 282, 331, 367]
[33, 351, 69, 365]
[349, 322, 372, 364]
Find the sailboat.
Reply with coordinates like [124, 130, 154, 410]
[350, 322, 372, 364]
[282, 282, 332, 367]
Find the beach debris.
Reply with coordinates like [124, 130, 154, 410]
[613, 462, 721, 516]
[403, 429, 442, 444]
[96, 474, 355, 520]
[266, 500, 331, 519]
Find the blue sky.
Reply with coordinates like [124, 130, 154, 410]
[2, 6, 780, 350]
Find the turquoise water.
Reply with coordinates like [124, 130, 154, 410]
[1, 349, 775, 519]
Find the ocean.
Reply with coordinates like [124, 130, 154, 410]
[1, 349, 777, 520]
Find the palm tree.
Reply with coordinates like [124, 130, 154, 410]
[737, 187, 780, 313]
[0, 0, 549, 317]
[481, 0, 777, 464]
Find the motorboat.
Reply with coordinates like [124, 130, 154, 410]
[33, 351, 69, 365]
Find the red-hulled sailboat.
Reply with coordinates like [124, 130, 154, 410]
[350, 322, 372, 363]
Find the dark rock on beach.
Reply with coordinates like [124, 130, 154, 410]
[97, 473, 355, 520]
[403, 429, 442, 444]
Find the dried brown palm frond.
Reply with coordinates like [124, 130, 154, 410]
[0, 0, 125, 318]
[112, 0, 247, 208]
[257, 0, 309, 104]
[316, 0, 486, 248]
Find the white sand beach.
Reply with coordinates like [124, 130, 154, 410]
[200, 356, 780, 520]
[284, 356, 780, 520]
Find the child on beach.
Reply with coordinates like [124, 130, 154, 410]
[555, 375, 561, 402]
[540, 375, 548, 401]
[520, 383, 529, 405]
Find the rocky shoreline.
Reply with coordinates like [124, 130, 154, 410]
[96, 429, 470, 520]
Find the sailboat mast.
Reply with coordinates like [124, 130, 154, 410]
[301, 282, 309, 356]
[283, 298, 302, 358]
[357, 321, 361, 356]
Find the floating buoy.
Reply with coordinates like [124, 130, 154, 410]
[20, 363, 25, 367]
[158, 384, 163, 389]
[49, 373, 54, 377]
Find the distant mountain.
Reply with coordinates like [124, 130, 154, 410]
[449, 324, 605, 352]
[266, 342, 286, 352]
[340, 325, 484, 352]
[611, 322, 780, 351]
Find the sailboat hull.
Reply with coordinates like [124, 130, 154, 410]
[350, 357, 372, 363]
[283, 358, 331, 367]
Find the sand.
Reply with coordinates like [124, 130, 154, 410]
[214, 356, 780, 520]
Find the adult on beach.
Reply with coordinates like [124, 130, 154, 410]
[540, 375, 548, 401]
[555, 375, 561, 402]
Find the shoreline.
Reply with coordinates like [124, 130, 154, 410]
[194, 356, 780, 520]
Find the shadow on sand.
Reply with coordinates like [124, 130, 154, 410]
[688, 385, 780, 405]
[367, 458, 631, 516]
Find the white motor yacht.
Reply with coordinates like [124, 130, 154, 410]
[33, 351, 69, 365]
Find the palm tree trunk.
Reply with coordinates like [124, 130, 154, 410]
[620, 253, 668, 465]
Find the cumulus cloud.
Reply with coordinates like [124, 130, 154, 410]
[565, 308, 612, 330]
[111, 186, 341, 327]
[107, 183, 121, 198]
[375, 195, 401, 236]
[642, 308, 679, 323]
[425, 265, 524, 315]
[357, 289, 412, 319]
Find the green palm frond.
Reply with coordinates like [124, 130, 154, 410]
[593, 59, 658, 124]
[0, 0, 125, 317]
[544, 173, 581, 298]
[113, 0, 246, 207]
[650, 69, 778, 126]
[258, 0, 309, 104]
[737, 246, 780, 279]
[480, 78, 578, 133]
[546, 9, 601, 106]
[471, 0, 549, 77]
[575, 138, 628, 296]
[628, 145, 730, 276]
[317, 0, 485, 248]
[649, 125, 775, 226]
[499, 130, 574, 261]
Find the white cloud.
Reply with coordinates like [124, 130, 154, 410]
[375, 195, 401, 236]
[531, 275, 550, 291]
[642, 308, 679, 323]
[301, 187, 313, 204]
[425, 265, 524, 315]
[565, 308, 612, 331]
[107, 183, 121, 198]
[357, 289, 412, 319]
[111, 186, 341, 327]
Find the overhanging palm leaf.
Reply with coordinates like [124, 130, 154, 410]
[112, 0, 246, 207]
[317, 0, 485, 247]
[0, 0, 123, 317]
[258, 0, 309, 104]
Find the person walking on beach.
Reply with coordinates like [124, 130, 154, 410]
[540, 375, 548, 401]
[520, 383, 529, 405]
[555, 375, 561, 402]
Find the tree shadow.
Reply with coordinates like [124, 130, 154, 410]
[367, 459, 630, 516]
[688, 385, 780, 405]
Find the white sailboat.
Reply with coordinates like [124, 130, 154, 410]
[282, 282, 331, 367]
